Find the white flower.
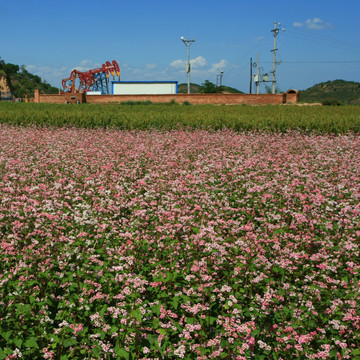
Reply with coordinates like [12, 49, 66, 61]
[174, 345, 186, 358]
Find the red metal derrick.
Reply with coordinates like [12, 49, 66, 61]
[62, 60, 120, 94]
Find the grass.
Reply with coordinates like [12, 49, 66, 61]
[0, 102, 359, 134]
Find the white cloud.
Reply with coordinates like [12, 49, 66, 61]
[145, 63, 158, 70]
[26, 64, 68, 79]
[170, 59, 185, 69]
[293, 18, 332, 30]
[210, 59, 227, 73]
[170, 56, 207, 70]
[293, 22, 303, 28]
[190, 56, 207, 69]
[306, 18, 332, 30]
[75, 60, 102, 72]
[169, 56, 230, 84]
[80, 59, 93, 66]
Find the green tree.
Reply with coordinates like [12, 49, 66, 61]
[199, 80, 218, 93]
[4, 63, 20, 76]
[265, 84, 282, 94]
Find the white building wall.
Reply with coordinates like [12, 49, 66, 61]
[112, 82, 177, 95]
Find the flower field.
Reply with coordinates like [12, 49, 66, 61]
[0, 124, 359, 359]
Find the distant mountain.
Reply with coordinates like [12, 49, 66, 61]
[299, 79, 360, 104]
[177, 82, 243, 94]
[0, 59, 58, 98]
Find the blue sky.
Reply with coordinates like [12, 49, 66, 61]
[1, 0, 360, 92]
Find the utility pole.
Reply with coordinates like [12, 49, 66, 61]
[251, 54, 260, 94]
[271, 21, 284, 94]
[181, 36, 195, 94]
[249, 57, 252, 94]
[256, 52, 260, 94]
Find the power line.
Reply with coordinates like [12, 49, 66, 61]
[285, 27, 360, 48]
[261, 60, 360, 64]
[238, 34, 270, 64]
[283, 28, 360, 54]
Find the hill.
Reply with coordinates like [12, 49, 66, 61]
[178, 80, 359, 103]
[0, 59, 58, 98]
[299, 79, 360, 104]
[177, 83, 202, 93]
[178, 82, 243, 94]
[219, 85, 243, 94]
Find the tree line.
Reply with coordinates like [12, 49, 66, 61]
[0, 58, 58, 98]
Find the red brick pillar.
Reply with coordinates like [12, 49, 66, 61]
[34, 89, 40, 103]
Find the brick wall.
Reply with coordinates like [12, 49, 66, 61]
[86, 93, 285, 105]
[36, 92, 288, 105]
[35, 91, 67, 104]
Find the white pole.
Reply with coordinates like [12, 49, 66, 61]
[181, 37, 195, 94]
[256, 52, 260, 94]
[271, 22, 284, 94]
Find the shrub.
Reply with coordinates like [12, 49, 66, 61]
[322, 98, 342, 106]
[120, 100, 152, 105]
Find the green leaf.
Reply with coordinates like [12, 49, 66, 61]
[14, 338, 23, 348]
[192, 227, 200, 234]
[158, 328, 166, 335]
[16, 304, 31, 315]
[181, 295, 191, 303]
[131, 308, 142, 322]
[152, 304, 161, 315]
[92, 347, 100, 357]
[63, 338, 77, 347]
[207, 316, 218, 325]
[1, 331, 11, 341]
[115, 346, 129, 360]
[100, 305, 108, 316]
[0, 348, 6, 360]
[24, 337, 39, 349]
[153, 318, 160, 329]
[111, 325, 119, 333]
[147, 334, 154, 345]
[172, 296, 180, 310]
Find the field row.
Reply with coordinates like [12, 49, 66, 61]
[0, 103, 360, 133]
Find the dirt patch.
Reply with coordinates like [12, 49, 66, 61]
[281, 102, 322, 106]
